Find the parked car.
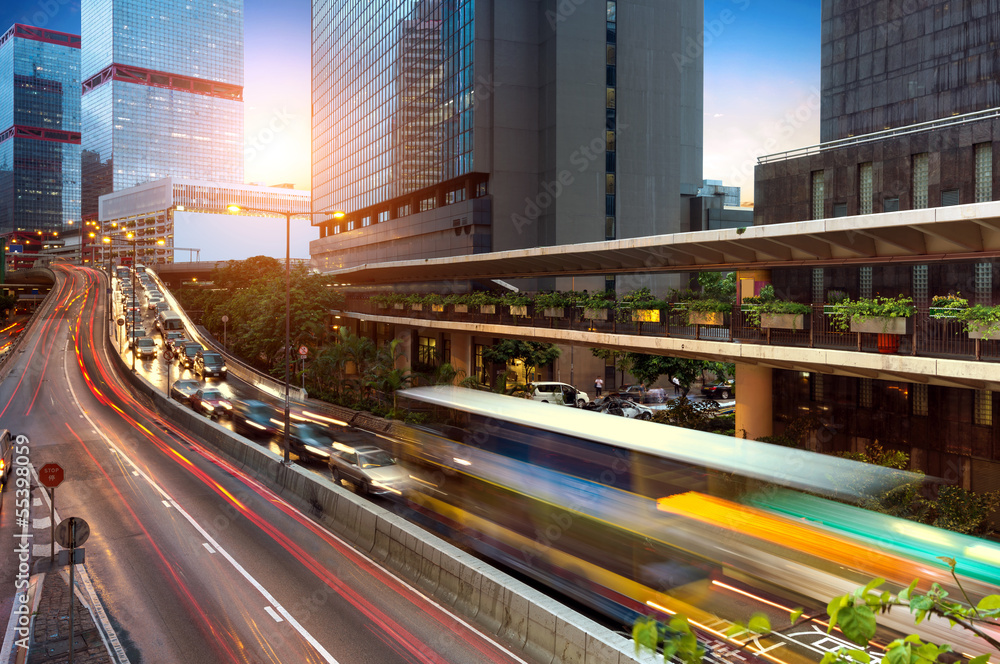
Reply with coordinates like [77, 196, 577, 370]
[193, 350, 227, 379]
[188, 387, 232, 419]
[134, 336, 157, 360]
[232, 399, 279, 437]
[615, 384, 666, 403]
[169, 379, 202, 403]
[329, 444, 411, 496]
[527, 381, 590, 407]
[288, 423, 335, 462]
[584, 394, 654, 420]
[701, 379, 735, 400]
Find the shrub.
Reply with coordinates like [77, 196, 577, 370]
[827, 295, 915, 332]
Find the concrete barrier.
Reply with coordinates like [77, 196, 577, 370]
[106, 321, 647, 664]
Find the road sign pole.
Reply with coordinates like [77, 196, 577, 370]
[49, 487, 54, 564]
[68, 519, 75, 664]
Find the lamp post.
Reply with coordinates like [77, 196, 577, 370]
[225, 204, 344, 463]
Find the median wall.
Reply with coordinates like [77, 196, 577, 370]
[106, 322, 647, 664]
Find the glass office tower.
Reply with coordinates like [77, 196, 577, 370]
[0, 25, 81, 234]
[80, 0, 244, 219]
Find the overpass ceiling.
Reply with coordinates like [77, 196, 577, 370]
[326, 202, 1000, 285]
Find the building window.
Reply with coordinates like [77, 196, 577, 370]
[606, 131, 616, 151]
[442, 339, 451, 364]
[420, 197, 434, 212]
[810, 373, 824, 401]
[859, 378, 873, 408]
[883, 197, 899, 212]
[859, 266, 872, 299]
[475, 181, 488, 197]
[912, 264, 928, 303]
[812, 267, 824, 303]
[605, 216, 616, 240]
[975, 143, 992, 203]
[832, 202, 847, 217]
[606, 174, 615, 194]
[975, 389, 993, 426]
[378, 210, 390, 223]
[347, 220, 355, 231]
[606, 88, 616, 108]
[417, 336, 437, 365]
[474, 344, 485, 383]
[811, 171, 825, 220]
[362, 216, 372, 227]
[913, 384, 929, 416]
[912, 153, 929, 209]
[975, 262, 993, 305]
[941, 189, 959, 206]
[859, 162, 873, 214]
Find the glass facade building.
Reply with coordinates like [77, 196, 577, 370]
[0, 24, 81, 234]
[81, 0, 244, 219]
[312, 0, 475, 215]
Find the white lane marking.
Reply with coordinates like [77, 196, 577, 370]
[264, 607, 284, 623]
[64, 336, 341, 664]
[33, 516, 50, 529]
[132, 471, 139, 476]
[202, 543, 215, 554]
[161, 500, 171, 508]
[33, 497, 42, 507]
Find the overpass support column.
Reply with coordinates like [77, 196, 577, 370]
[449, 332, 472, 379]
[735, 363, 772, 441]
[394, 327, 414, 370]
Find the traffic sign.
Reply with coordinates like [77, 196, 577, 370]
[38, 463, 64, 488]
[163, 350, 174, 362]
[221, 315, 229, 323]
[55, 517, 90, 549]
[117, 317, 125, 326]
[298, 345, 308, 357]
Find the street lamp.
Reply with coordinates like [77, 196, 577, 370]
[224, 203, 345, 464]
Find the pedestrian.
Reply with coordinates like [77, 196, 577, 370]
[594, 376, 603, 397]
[671, 376, 681, 395]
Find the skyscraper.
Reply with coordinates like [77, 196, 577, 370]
[0, 24, 81, 234]
[80, 0, 245, 220]
[310, 0, 702, 271]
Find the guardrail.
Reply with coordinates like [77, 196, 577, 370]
[0, 268, 57, 379]
[104, 295, 643, 664]
[146, 269, 307, 401]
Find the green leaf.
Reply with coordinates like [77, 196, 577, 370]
[838, 605, 878, 646]
[936, 556, 956, 571]
[845, 649, 871, 664]
[977, 595, 1000, 611]
[910, 595, 935, 613]
[968, 655, 989, 664]
[790, 608, 803, 624]
[821, 651, 844, 664]
[725, 623, 745, 637]
[885, 642, 911, 664]
[669, 614, 692, 635]
[661, 638, 679, 662]
[828, 594, 849, 631]
[748, 613, 771, 635]
[902, 635, 923, 644]
[862, 578, 886, 596]
[899, 579, 919, 603]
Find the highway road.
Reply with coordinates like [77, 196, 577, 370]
[0, 264, 538, 664]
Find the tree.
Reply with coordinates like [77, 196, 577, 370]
[481, 340, 560, 384]
[590, 348, 632, 386]
[650, 396, 719, 431]
[364, 338, 414, 412]
[697, 271, 736, 302]
[0, 292, 17, 320]
[628, 355, 704, 397]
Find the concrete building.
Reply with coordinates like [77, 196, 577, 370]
[310, 0, 703, 271]
[0, 24, 81, 234]
[80, 0, 244, 220]
[97, 178, 313, 265]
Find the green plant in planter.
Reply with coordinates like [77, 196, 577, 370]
[419, 293, 445, 305]
[952, 303, 1000, 338]
[503, 291, 532, 307]
[742, 285, 811, 328]
[403, 293, 426, 305]
[619, 287, 668, 311]
[827, 290, 849, 305]
[577, 290, 616, 311]
[682, 298, 731, 313]
[930, 293, 968, 320]
[828, 295, 915, 332]
[371, 292, 402, 308]
[462, 291, 503, 307]
[533, 291, 573, 310]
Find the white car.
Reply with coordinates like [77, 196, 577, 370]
[528, 381, 590, 407]
[586, 395, 654, 420]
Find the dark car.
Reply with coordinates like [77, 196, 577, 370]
[134, 336, 157, 360]
[194, 351, 227, 379]
[288, 423, 335, 462]
[177, 341, 205, 369]
[188, 387, 232, 419]
[701, 379, 735, 400]
[329, 444, 411, 496]
[126, 329, 143, 350]
[163, 330, 186, 352]
[169, 379, 202, 403]
[232, 399, 279, 437]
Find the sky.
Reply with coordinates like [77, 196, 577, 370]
[2, 0, 820, 203]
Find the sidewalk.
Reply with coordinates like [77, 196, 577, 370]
[25, 570, 110, 664]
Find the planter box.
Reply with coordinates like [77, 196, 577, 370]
[929, 306, 961, 319]
[411, 303, 423, 311]
[480, 304, 496, 315]
[453, 304, 468, 313]
[631, 309, 661, 323]
[393, 303, 405, 310]
[687, 311, 724, 326]
[542, 307, 564, 317]
[967, 323, 1000, 340]
[850, 316, 910, 335]
[431, 303, 445, 312]
[510, 305, 528, 317]
[760, 313, 809, 330]
[583, 308, 608, 320]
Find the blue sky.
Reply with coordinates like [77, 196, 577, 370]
[3, 0, 820, 202]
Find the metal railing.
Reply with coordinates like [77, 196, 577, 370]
[343, 296, 1000, 365]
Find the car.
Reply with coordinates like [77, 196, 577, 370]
[232, 399, 279, 437]
[528, 381, 590, 407]
[188, 387, 232, 419]
[155, 301, 171, 314]
[177, 341, 205, 368]
[169, 379, 202, 403]
[701, 379, 735, 400]
[163, 330, 186, 352]
[134, 336, 157, 360]
[329, 444, 411, 496]
[146, 296, 163, 311]
[126, 329, 143, 350]
[288, 423, 335, 462]
[585, 394, 654, 420]
[193, 350, 227, 378]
